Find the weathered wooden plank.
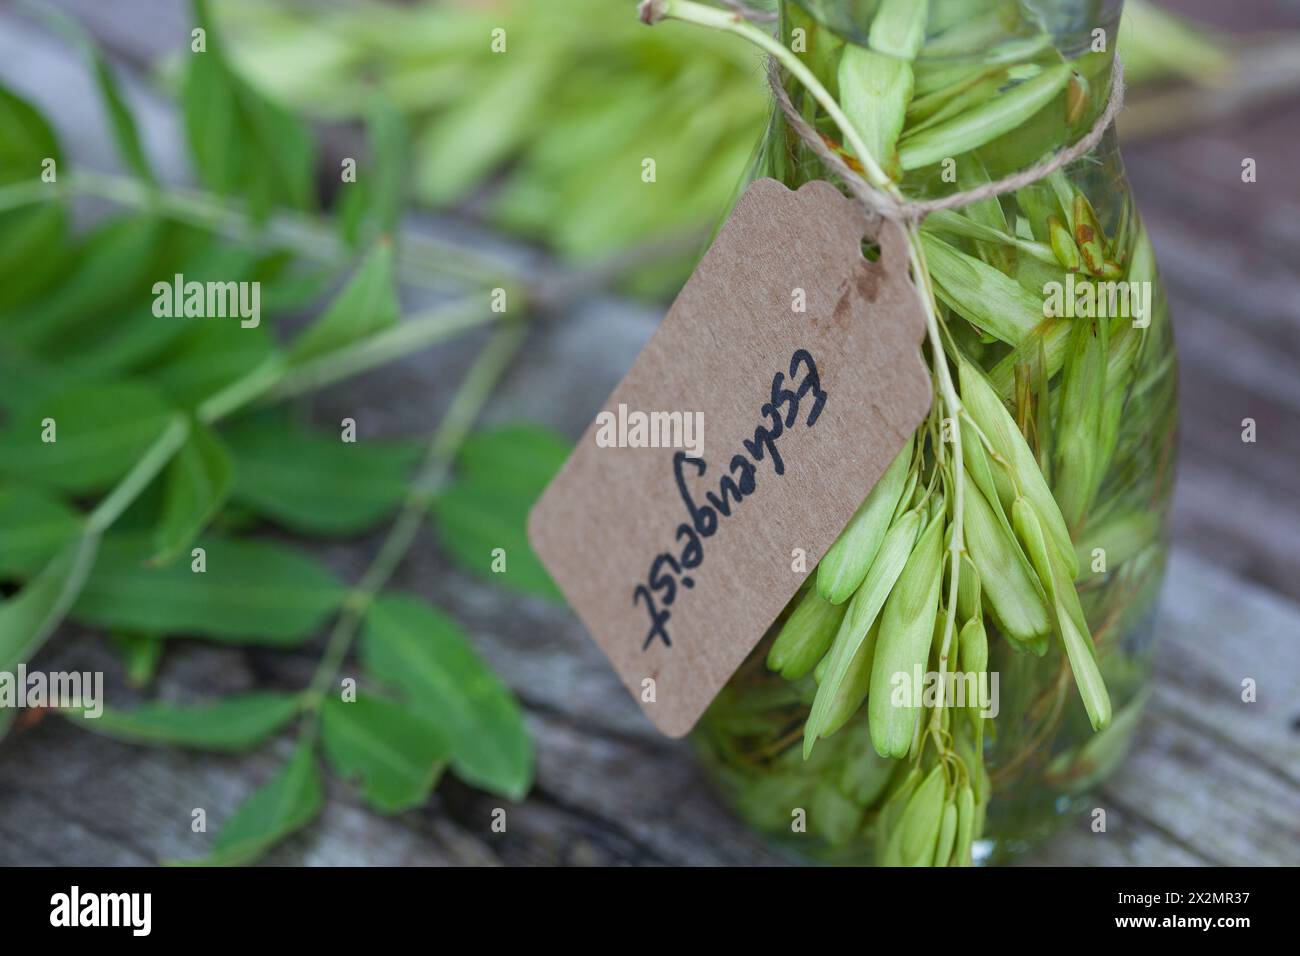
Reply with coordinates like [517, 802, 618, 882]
[4, 548, 1295, 866]
[1026, 551, 1300, 866]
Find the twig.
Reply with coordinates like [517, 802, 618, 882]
[298, 319, 528, 732]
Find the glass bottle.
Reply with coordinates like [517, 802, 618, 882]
[694, 0, 1176, 865]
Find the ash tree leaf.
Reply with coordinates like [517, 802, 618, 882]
[339, 96, 408, 247]
[147, 321, 275, 411]
[0, 484, 83, 578]
[91, 55, 155, 184]
[72, 692, 299, 752]
[170, 740, 322, 866]
[320, 692, 450, 814]
[362, 594, 532, 800]
[287, 243, 398, 363]
[26, 1, 155, 183]
[63, 234, 262, 380]
[0, 202, 70, 315]
[0, 380, 174, 495]
[223, 412, 421, 537]
[920, 233, 1042, 348]
[109, 632, 165, 688]
[72, 533, 345, 646]
[152, 420, 233, 565]
[182, 0, 316, 219]
[0, 83, 61, 179]
[0, 85, 68, 314]
[0, 534, 99, 674]
[432, 424, 569, 602]
[4, 216, 164, 349]
[898, 62, 1072, 170]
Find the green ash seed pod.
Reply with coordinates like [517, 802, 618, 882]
[959, 358, 1078, 576]
[958, 615, 988, 679]
[839, 46, 913, 179]
[1073, 190, 1108, 276]
[868, 507, 945, 758]
[875, 767, 921, 865]
[1012, 497, 1112, 730]
[806, 508, 922, 755]
[868, 0, 928, 60]
[958, 615, 989, 731]
[898, 764, 947, 866]
[935, 798, 959, 866]
[1048, 215, 1081, 271]
[956, 552, 982, 623]
[960, 468, 1050, 643]
[767, 587, 848, 680]
[818, 619, 879, 739]
[954, 784, 976, 866]
[817, 437, 914, 604]
[1053, 317, 1108, 529]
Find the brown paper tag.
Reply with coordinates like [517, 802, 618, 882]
[527, 178, 932, 737]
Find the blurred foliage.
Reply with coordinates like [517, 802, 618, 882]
[217, 0, 1233, 293]
[219, 0, 773, 291]
[0, 0, 570, 862]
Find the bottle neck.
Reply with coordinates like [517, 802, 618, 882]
[771, 0, 1122, 196]
[780, 1, 1125, 63]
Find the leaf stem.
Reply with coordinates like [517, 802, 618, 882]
[196, 356, 288, 425]
[259, 295, 504, 405]
[86, 414, 192, 534]
[2, 415, 189, 673]
[22, 168, 512, 293]
[0, 179, 61, 216]
[297, 319, 528, 736]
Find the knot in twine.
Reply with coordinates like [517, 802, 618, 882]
[766, 55, 1125, 226]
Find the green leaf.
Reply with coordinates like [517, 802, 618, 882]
[339, 96, 408, 246]
[414, 55, 549, 206]
[0, 484, 83, 578]
[172, 740, 322, 865]
[224, 412, 421, 536]
[321, 692, 450, 813]
[27, 2, 155, 182]
[0, 380, 174, 495]
[3, 216, 164, 349]
[432, 424, 568, 602]
[148, 321, 276, 410]
[61, 236, 262, 379]
[0, 534, 99, 673]
[72, 533, 345, 646]
[363, 594, 532, 800]
[0, 203, 70, 315]
[73, 692, 299, 752]
[0, 82, 71, 313]
[92, 58, 155, 183]
[109, 632, 165, 688]
[0, 84, 61, 183]
[182, 0, 316, 218]
[287, 244, 398, 363]
[899, 62, 1072, 170]
[152, 421, 233, 565]
[838, 46, 912, 177]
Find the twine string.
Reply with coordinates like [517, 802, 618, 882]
[765, 55, 1126, 225]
